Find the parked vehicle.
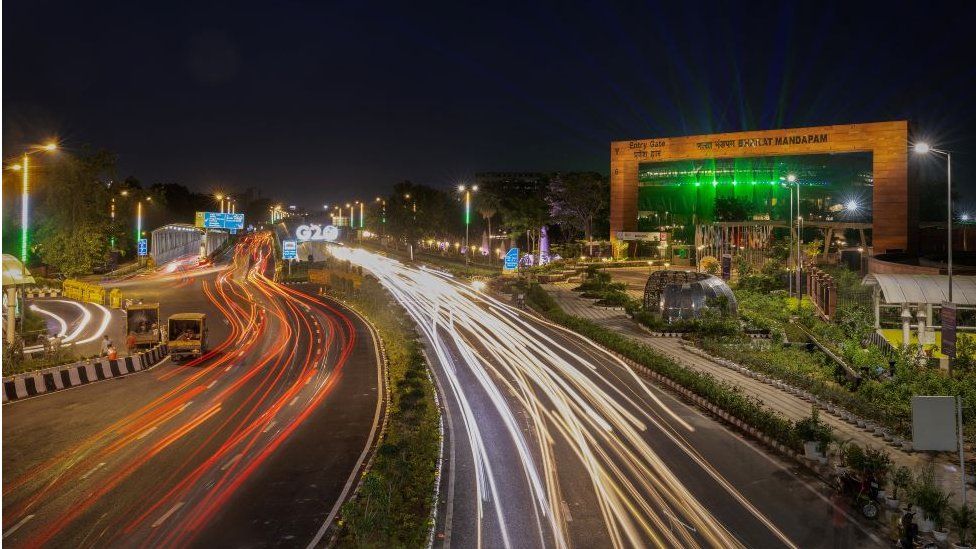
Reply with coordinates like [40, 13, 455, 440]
[167, 313, 208, 362]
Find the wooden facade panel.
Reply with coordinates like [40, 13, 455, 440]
[611, 120, 911, 256]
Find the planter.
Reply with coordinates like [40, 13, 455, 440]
[856, 419, 867, 428]
[934, 529, 949, 543]
[952, 543, 973, 549]
[885, 496, 899, 509]
[803, 441, 823, 460]
[919, 517, 934, 533]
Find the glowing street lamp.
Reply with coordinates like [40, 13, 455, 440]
[914, 142, 954, 301]
[458, 184, 478, 263]
[11, 141, 59, 263]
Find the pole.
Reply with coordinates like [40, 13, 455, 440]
[788, 187, 793, 298]
[360, 202, 364, 229]
[796, 182, 802, 298]
[21, 154, 29, 263]
[959, 396, 967, 505]
[6, 287, 17, 345]
[465, 190, 470, 264]
[111, 197, 116, 248]
[948, 153, 953, 303]
[136, 201, 143, 244]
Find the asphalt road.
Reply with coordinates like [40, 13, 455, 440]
[2, 234, 384, 548]
[24, 298, 124, 358]
[331, 247, 883, 549]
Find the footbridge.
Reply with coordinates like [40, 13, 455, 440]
[150, 224, 229, 265]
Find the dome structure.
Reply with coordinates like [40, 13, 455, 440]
[643, 270, 737, 321]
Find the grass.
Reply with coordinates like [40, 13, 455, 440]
[327, 274, 441, 547]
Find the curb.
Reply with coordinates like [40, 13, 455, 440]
[2, 344, 169, 403]
[25, 288, 63, 299]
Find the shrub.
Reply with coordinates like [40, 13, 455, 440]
[699, 256, 720, 275]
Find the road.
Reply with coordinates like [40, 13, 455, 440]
[330, 246, 882, 549]
[2, 233, 384, 548]
[24, 298, 122, 358]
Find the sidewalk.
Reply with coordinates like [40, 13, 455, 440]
[542, 282, 968, 502]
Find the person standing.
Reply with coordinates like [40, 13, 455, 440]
[100, 335, 112, 357]
[126, 331, 137, 355]
[107, 345, 118, 361]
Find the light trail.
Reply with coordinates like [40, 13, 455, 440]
[5, 234, 364, 548]
[329, 246, 798, 549]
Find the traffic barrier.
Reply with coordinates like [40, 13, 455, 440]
[25, 287, 63, 299]
[2, 344, 169, 403]
[63, 279, 106, 305]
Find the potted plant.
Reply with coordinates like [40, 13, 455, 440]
[950, 503, 975, 549]
[887, 465, 912, 509]
[796, 408, 832, 459]
[912, 466, 950, 533]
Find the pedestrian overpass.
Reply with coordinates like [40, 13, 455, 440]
[150, 224, 229, 265]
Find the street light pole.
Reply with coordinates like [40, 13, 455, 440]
[914, 143, 953, 301]
[136, 201, 143, 243]
[21, 154, 30, 263]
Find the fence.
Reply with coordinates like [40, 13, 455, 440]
[62, 280, 123, 308]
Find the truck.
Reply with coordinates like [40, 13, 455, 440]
[167, 313, 208, 362]
[125, 302, 161, 349]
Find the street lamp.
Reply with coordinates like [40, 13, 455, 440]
[458, 184, 478, 263]
[358, 200, 364, 229]
[346, 203, 353, 227]
[914, 142, 953, 301]
[785, 173, 801, 297]
[9, 141, 59, 263]
[215, 194, 225, 213]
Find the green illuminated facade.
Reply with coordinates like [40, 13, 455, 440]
[635, 152, 873, 232]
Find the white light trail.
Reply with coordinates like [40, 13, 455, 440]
[329, 246, 797, 549]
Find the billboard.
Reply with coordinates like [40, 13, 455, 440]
[296, 224, 339, 242]
[195, 212, 245, 230]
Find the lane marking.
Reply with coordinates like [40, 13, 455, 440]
[206, 380, 218, 390]
[289, 396, 299, 407]
[81, 462, 107, 480]
[221, 453, 243, 471]
[263, 420, 277, 433]
[561, 501, 573, 523]
[136, 426, 158, 440]
[3, 514, 35, 538]
[180, 401, 194, 412]
[151, 502, 184, 528]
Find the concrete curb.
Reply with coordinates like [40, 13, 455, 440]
[2, 344, 169, 403]
[25, 288, 63, 299]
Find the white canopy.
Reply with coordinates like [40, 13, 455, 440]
[2, 254, 35, 287]
[862, 273, 976, 305]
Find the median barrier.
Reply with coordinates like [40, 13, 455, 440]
[2, 344, 169, 403]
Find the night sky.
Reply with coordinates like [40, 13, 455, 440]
[4, 1, 975, 204]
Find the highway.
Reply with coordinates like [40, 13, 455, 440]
[24, 298, 122, 358]
[2, 234, 384, 548]
[330, 246, 882, 549]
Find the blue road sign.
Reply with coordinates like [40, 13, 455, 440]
[504, 248, 519, 271]
[202, 212, 245, 230]
[282, 239, 298, 260]
[137, 239, 148, 256]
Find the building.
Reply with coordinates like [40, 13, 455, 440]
[609, 121, 913, 263]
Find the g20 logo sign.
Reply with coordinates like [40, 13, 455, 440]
[295, 224, 339, 242]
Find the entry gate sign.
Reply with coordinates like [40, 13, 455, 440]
[503, 248, 519, 273]
[282, 239, 298, 260]
[137, 239, 148, 256]
[943, 301, 958, 359]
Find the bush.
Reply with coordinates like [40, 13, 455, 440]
[699, 256, 720, 275]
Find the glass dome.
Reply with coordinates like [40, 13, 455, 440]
[658, 275, 737, 321]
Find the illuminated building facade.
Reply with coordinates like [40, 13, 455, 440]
[610, 121, 913, 258]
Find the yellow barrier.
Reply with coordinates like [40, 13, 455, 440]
[62, 279, 120, 307]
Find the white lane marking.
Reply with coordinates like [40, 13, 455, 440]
[561, 501, 573, 522]
[3, 514, 35, 538]
[289, 396, 299, 407]
[263, 420, 277, 433]
[180, 401, 194, 412]
[206, 380, 218, 390]
[221, 453, 243, 471]
[151, 502, 184, 528]
[80, 462, 107, 480]
[225, 365, 233, 372]
[137, 426, 158, 440]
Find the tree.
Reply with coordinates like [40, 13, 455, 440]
[476, 193, 500, 246]
[37, 223, 110, 277]
[547, 172, 609, 255]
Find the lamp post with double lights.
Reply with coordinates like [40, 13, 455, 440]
[7, 142, 58, 263]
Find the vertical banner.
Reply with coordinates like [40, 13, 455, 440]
[721, 254, 732, 280]
[942, 301, 957, 359]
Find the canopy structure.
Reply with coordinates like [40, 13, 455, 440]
[2, 253, 35, 287]
[862, 274, 976, 306]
